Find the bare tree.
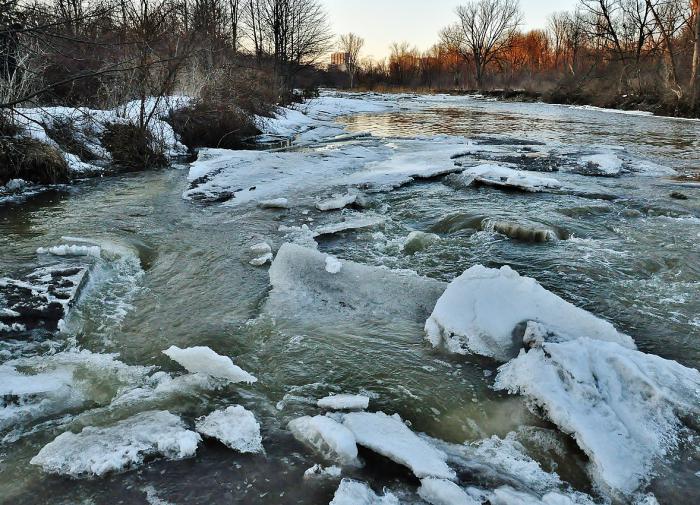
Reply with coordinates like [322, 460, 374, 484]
[338, 32, 364, 88]
[441, 0, 523, 88]
[691, 0, 699, 107]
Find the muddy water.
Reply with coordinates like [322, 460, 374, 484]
[1, 98, 699, 504]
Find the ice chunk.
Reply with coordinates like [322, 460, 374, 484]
[313, 214, 386, 236]
[329, 479, 399, 505]
[495, 338, 700, 496]
[424, 265, 635, 361]
[288, 415, 360, 466]
[250, 242, 272, 255]
[30, 410, 200, 477]
[303, 464, 342, 479]
[195, 405, 263, 453]
[342, 411, 454, 480]
[419, 478, 479, 505]
[316, 193, 358, 211]
[250, 253, 274, 266]
[488, 487, 596, 505]
[461, 164, 562, 192]
[325, 255, 343, 274]
[317, 394, 370, 410]
[162, 346, 257, 384]
[266, 244, 445, 325]
[259, 198, 290, 209]
[577, 153, 623, 176]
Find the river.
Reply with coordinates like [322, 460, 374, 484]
[1, 93, 699, 504]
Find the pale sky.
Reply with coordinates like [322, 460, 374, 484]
[322, 0, 580, 60]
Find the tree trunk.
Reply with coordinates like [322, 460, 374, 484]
[691, 1, 700, 109]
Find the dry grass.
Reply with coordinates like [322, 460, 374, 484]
[0, 136, 70, 185]
[100, 123, 168, 170]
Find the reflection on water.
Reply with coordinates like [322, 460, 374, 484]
[1, 98, 700, 504]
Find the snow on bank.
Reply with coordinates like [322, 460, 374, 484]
[195, 405, 263, 453]
[30, 410, 200, 477]
[495, 338, 700, 496]
[265, 243, 445, 325]
[288, 415, 360, 466]
[317, 394, 370, 410]
[460, 164, 562, 192]
[329, 479, 399, 505]
[162, 346, 257, 384]
[425, 265, 634, 361]
[343, 411, 455, 480]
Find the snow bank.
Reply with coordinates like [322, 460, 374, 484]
[317, 394, 370, 410]
[162, 346, 257, 384]
[265, 243, 445, 325]
[288, 415, 360, 466]
[195, 405, 263, 453]
[495, 338, 700, 496]
[424, 265, 634, 361]
[461, 164, 562, 192]
[342, 411, 455, 480]
[329, 479, 399, 505]
[30, 410, 200, 477]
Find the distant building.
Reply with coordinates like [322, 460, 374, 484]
[329, 52, 350, 71]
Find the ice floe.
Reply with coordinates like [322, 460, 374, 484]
[316, 192, 358, 211]
[313, 214, 386, 236]
[258, 198, 290, 209]
[342, 411, 455, 480]
[576, 153, 623, 177]
[266, 243, 445, 325]
[329, 479, 399, 505]
[418, 478, 479, 505]
[425, 265, 635, 361]
[162, 346, 257, 384]
[317, 394, 370, 410]
[495, 338, 700, 496]
[288, 415, 360, 466]
[30, 410, 200, 477]
[461, 164, 562, 192]
[195, 405, 263, 453]
[325, 255, 343, 274]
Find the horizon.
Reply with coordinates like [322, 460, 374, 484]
[322, 0, 580, 60]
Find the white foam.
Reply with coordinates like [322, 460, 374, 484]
[162, 346, 257, 384]
[425, 265, 635, 361]
[30, 410, 200, 477]
[195, 405, 263, 453]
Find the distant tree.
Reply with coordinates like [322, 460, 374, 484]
[338, 32, 364, 88]
[441, 0, 523, 88]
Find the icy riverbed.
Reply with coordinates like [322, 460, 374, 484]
[1, 91, 700, 505]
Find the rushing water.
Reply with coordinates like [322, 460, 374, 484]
[1, 96, 699, 505]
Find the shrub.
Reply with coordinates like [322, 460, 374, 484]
[100, 122, 168, 170]
[0, 136, 70, 185]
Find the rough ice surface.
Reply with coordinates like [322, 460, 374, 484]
[30, 410, 200, 477]
[325, 255, 343, 274]
[162, 346, 257, 384]
[316, 193, 358, 211]
[329, 479, 399, 505]
[317, 394, 370, 410]
[461, 164, 562, 192]
[303, 464, 342, 479]
[495, 338, 700, 496]
[195, 405, 263, 453]
[266, 243, 445, 325]
[424, 264, 635, 361]
[419, 478, 480, 505]
[342, 411, 455, 480]
[288, 415, 360, 466]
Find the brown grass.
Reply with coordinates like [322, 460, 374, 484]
[0, 137, 71, 185]
[100, 123, 168, 170]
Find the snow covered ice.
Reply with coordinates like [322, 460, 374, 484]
[288, 415, 360, 466]
[195, 405, 263, 453]
[162, 346, 257, 384]
[425, 264, 635, 361]
[342, 411, 455, 480]
[418, 478, 479, 505]
[316, 192, 358, 211]
[329, 479, 399, 505]
[317, 394, 370, 410]
[495, 338, 700, 496]
[30, 410, 200, 477]
[460, 164, 562, 192]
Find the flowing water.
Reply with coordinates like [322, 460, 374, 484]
[1, 96, 699, 504]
